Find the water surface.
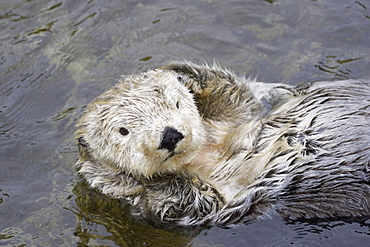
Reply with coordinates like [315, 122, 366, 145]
[1, 0, 370, 246]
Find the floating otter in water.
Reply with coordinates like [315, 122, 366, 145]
[76, 61, 370, 226]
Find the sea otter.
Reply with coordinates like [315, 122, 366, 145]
[76, 61, 370, 226]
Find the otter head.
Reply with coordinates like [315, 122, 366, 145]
[76, 70, 205, 178]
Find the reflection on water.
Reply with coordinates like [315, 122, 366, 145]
[1, 0, 370, 246]
[315, 55, 364, 79]
[71, 180, 196, 246]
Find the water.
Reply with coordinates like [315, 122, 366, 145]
[1, 0, 370, 246]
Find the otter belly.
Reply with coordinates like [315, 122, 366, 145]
[276, 80, 370, 219]
[213, 80, 370, 225]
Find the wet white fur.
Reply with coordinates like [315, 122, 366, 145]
[76, 61, 370, 226]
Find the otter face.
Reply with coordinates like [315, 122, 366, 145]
[77, 70, 205, 178]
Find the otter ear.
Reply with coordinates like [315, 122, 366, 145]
[77, 136, 92, 162]
[78, 136, 88, 148]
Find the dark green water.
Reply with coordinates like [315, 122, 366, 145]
[1, 0, 370, 246]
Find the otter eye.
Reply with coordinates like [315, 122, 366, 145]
[119, 127, 129, 136]
[177, 76, 184, 83]
[176, 101, 180, 109]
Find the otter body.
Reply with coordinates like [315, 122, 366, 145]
[76, 62, 370, 226]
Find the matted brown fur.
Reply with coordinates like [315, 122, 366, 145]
[76, 61, 370, 226]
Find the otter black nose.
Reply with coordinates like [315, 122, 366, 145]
[159, 127, 184, 152]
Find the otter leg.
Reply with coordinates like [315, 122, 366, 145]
[160, 62, 262, 123]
